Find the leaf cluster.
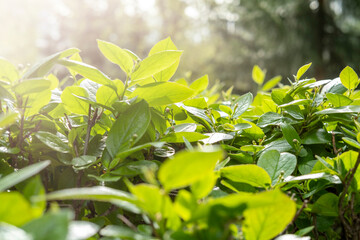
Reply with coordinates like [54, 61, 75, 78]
[1, 39, 360, 239]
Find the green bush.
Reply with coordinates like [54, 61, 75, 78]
[1, 38, 360, 240]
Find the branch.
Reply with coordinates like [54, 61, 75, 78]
[338, 151, 360, 238]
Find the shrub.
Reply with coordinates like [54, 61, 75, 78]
[1, 38, 360, 239]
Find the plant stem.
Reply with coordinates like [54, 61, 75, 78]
[338, 151, 360, 238]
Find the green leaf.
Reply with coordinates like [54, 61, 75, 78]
[296, 62, 312, 80]
[13, 79, 51, 95]
[343, 137, 360, 149]
[315, 105, 360, 115]
[106, 100, 151, 158]
[149, 37, 177, 55]
[326, 93, 352, 107]
[233, 92, 253, 118]
[61, 86, 90, 115]
[191, 172, 218, 199]
[162, 132, 209, 143]
[71, 155, 97, 167]
[301, 129, 331, 144]
[242, 190, 296, 240]
[0, 161, 50, 192]
[339, 66, 359, 91]
[252, 65, 265, 85]
[46, 186, 139, 213]
[22, 210, 70, 240]
[280, 122, 301, 149]
[278, 99, 311, 108]
[261, 76, 282, 91]
[190, 75, 209, 94]
[200, 133, 234, 144]
[0, 84, 14, 101]
[96, 85, 118, 107]
[257, 112, 284, 128]
[131, 50, 183, 81]
[339, 151, 360, 190]
[35, 131, 70, 153]
[23, 48, 79, 79]
[59, 59, 115, 88]
[257, 150, 297, 185]
[0, 192, 42, 226]
[129, 184, 180, 230]
[0, 112, 18, 129]
[97, 39, 134, 75]
[0, 57, 19, 83]
[312, 193, 338, 216]
[220, 165, 271, 188]
[149, 37, 180, 82]
[158, 147, 224, 191]
[111, 160, 158, 177]
[130, 82, 194, 106]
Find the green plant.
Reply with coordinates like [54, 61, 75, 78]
[1, 38, 360, 240]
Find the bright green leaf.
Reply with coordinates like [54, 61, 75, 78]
[131, 50, 182, 81]
[220, 165, 271, 188]
[158, 147, 224, 191]
[340, 66, 359, 91]
[252, 65, 265, 85]
[326, 93, 352, 107]
[130, 82, 194, 106]
[97, 39, 134, 75]
[296, 62, 312, 80]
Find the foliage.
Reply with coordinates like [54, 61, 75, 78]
[1, 38, 360, 239]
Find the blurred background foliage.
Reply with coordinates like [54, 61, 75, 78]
[1, 0, 360, 93]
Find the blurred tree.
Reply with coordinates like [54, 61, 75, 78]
[195, 0, 360, 92]
[1, 0, 360, 92]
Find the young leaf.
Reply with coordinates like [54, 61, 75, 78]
[252, 65, 265, 85]
[23, 48, 79, 79]
[149, 37, 177, 55]
[131, 50, 182, 81]
[340, 66, 359, 91]
[158, 147, 224, 191]
[296, 62, 312, 80]
[220, 165, 271, 188]
[190, 75, 209, 94]
[261, 76, 282, 91]
[149, 37, 180, 82]
[97, 40, 134, 75]
[0, 161, 50, 192]
[59, 59, 115, 88]
[106, 100, 151, 158]
[130, 82, 194, 106]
